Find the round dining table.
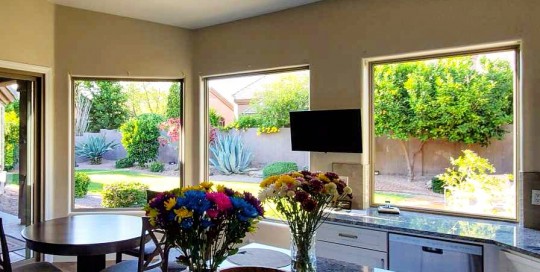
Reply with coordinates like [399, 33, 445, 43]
[21, 214, 142, 272]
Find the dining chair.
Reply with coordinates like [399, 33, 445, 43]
[116, 190, 161, 264]
[0, 218, 62, 272]
[220, 267, 285, 272]
[101, 216, 164, 272]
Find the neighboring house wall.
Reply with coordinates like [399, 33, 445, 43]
[209, 88, 235, 125]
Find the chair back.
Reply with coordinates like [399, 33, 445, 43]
[0, 218, 13, 272]
[138, 217, 165, 272]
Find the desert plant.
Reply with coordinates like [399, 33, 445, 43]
[74, 82, 92, 136]
[102, 182, 148, 208]
[74, 172, 90, 198]
[120, 113, 165, 166]
[209, 131, 252, 175]
[149, 161, 165, 172]
[262, 161, 298, 178]
[115, 157, 134, 169]
[75, 135, 119, 164]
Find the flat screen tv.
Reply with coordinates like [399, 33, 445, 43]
[290, 109, 362, 153]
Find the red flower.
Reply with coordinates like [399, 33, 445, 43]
[294, 191, 309, 203]
[301, 199, 317, 212]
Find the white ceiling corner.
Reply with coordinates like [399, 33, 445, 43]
[49, 0, 321, 29]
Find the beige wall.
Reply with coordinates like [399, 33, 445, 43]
[53, 6, 194, 218]
[0, 0, 55, 67]
[192, 0, 540, 217]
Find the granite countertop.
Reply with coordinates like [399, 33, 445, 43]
[326, 208, 540, 258]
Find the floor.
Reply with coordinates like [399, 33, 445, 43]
[1, 211, 27, 263]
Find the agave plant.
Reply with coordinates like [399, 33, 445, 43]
[75, 135, 119, 165]
[209, 131, 252, 174]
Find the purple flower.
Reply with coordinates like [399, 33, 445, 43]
[301, 199, 317, 212]
[325, 172, 339, 180]
[243, 192, 265, 216]
[294, 191, 309, 203]
[309, 179, 323, 193]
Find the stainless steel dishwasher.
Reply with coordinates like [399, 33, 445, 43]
[389, 233, 483, 272]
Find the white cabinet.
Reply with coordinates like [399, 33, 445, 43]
[316, 223, 388, 268]
[499, 250, 540, 272]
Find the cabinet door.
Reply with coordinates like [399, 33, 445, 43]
[499, 250, 540, 272]
[317, 240, 387, 269]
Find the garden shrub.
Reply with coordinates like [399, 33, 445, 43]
[102, 182, 149, 208]
[222, 115, 260, 131]
[115, 157, 134, 169]
[262, 161, 298, 178]
[120, 113, 165, 166]
[209, 108, 224, 127]
[149, 161, 165, 172]
[74, 172, 90, 198]
[4, 102, 19, 170]
[209, 131, 252, 175]
[431, 177, 444, 194]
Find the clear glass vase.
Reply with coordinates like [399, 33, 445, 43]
[290, 231, 317, 272]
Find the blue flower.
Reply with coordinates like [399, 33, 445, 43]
[176, 191, 212, 214]
[181, 218, 193, 229]
[201, 219, 213, 228]
[230, 197, 259, 222]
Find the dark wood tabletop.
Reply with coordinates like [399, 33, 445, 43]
[21, 214, 142, 272]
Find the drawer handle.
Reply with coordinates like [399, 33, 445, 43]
[422, 246, 443, 254]
[338, 233, 358, 239]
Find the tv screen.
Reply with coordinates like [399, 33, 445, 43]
[289, 109, 362, 153]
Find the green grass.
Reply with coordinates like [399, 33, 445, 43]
[75, 169, 180, 193]
[373, 191, 415, 204]
[6, 173, 20, 186]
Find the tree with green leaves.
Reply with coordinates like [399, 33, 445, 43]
[374, 56, 513, 181]
[166, 82, 182, 118]
[120, 113, 165, 166]
[87, 81, 129, 132]
[249, 73, 309, 128]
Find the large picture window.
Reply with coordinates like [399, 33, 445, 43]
[72, 78, 183, 210]
[204, 68, 310, 218]
[370, 47, 518, 219]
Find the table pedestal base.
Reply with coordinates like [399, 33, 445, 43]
[77, 254, 106, 272]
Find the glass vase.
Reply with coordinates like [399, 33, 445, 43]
[290, 231, 317, 272]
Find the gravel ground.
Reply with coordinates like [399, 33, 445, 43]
[374, 174, 441, 197]
[0, 185, 19, 216]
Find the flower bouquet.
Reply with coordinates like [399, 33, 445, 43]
[144, 182, 264, 272]
[259, 171, 352, 272]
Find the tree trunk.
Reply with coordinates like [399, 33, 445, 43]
[398, 140, 426, 182]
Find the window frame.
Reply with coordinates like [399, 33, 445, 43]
[365, 44, 521, 222]
[200, 65, 310, 192]
[69, 76, 185, 212]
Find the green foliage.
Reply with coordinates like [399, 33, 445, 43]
[124, 82, 169, 117]
[115, 157, 134, 169]
[75, 135, 119, 165]
[431, 177, 444, 194]
[120, 113, 165, 166]
[102, 182, 149, 208]
[222, 115, 260, 131]
[209, 108, 224, 127]
[166, 82, 182, 118]
[149, 161, 165, 172]
[87, 81, 129, 132]
[249, 74, 309, 128]
[374, 56, 513, 146]
[74, 172, 91, 198]
[262, 162, 298, 178]
[4, 104, 19, 170]
[209, 131, 252, 174]
[438, 150, 512, 189]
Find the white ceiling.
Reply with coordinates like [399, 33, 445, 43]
[50, 0, 321, 29]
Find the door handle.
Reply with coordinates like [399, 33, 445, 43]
[338, 233, 358, 239]
[381, 258, 385, 268]
[422, 246, 443, 254]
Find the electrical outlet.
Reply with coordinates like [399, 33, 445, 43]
[532, 190, 540, 205]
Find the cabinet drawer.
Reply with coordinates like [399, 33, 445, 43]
[317, 240, 388, 268]
[317, 223, 387, 252]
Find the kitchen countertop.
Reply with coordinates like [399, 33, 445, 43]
[326, 208, 540, 258]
